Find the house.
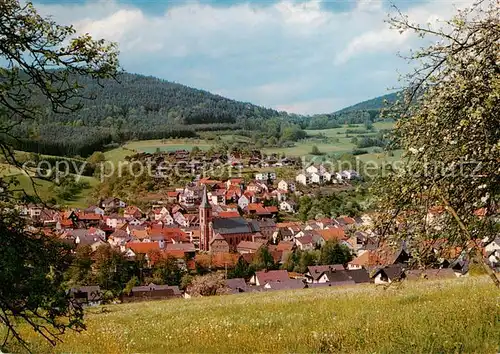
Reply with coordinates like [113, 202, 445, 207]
[69, 286, 102, 306]
[26, 204, 42, 218]
[318, 270, 353, 284]
[484, 237, 500, 254]
[340, 170, 361, 180]
[295, 173, 309, 186]
[346, 269, 371, 284]
[277, 180, 295, 192]
[124, 206, 142, 219]
[237, 194, 252, 210]
[67, 229, 104, 247]
[209, 234, 230, 253]
[280, 200, 297, 213]
[294, 235, 317, 251]
[309, 172, 324, 184]
[251, 270, 289, 286]
[305, 265, 344, 283]
[264, 279, 305, 291]
[255, 172, 276, 181]
[101, 197, 126, 210]
[405, 268, 457, 281]
[124, 283, 182, 302]
[167, 191, 180, 203]
[226, 278, 248, 293]
[372, 264, 405, 284]
[237, 240, 265, 254]
[84, 205, 105, 216]
[317, 228, 347, 242]
[305, 165, 319, 174]
[277, 180, 289, 191]
[257, 219, 276, 239]
[347, 250, 380, 270]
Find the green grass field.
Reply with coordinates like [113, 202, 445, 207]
[125, 138, 213, 154]
[10, 276, 500, 353]
[102, 122, 397, 162]
[2, 170, 98, 208]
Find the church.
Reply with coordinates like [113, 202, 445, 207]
[199, 186, 263, 252]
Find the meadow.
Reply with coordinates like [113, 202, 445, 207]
[0, 163, 98, 208]
[103, 122, 398, 163]
[10, 276, 500, 353]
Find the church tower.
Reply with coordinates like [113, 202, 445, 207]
[199, 185, 212, 251]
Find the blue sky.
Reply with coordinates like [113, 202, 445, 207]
[33, 0, 469, 114]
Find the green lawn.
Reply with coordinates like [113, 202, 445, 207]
[85, 122, 399, 163]
[124, 138, 212, 154]
[9, 276, 500, 353]
[5, 173, 98, 208]
[103, 147, 134, 164]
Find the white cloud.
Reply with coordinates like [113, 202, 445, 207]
[32, 0, 469, 114]
[276, 97, 350, 115]
[335, 0, 476, 64]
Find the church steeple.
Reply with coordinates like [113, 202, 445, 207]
[199, 184, 212, 251]
[201, 184, 211, 209]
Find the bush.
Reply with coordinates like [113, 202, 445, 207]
[352, 149, 369, 155]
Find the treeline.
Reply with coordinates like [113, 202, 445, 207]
[8, 72, 310, 157]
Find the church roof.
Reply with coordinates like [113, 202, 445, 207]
[212, 217, 252, 235]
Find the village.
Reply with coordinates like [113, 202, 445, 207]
[19, 150, 499, 306]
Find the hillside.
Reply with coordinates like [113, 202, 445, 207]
[8, 277, 499, 353]
[336, 92, 399, 113]
[6, 71, 399, 157]
[8, 72, 295, 157]
[305, 92, 399, 130]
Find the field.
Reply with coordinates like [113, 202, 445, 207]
[11, 276, 500, 353]
[125, 138, 213, 154]
[1, 164, 98, 208]
[103, 122, 398, 163]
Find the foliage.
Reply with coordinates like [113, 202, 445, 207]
[48, 175, 90, 201]
[228, 258, 255, 280]
[297, 193, 364, 221]
[65, 245, 93, 286]
[0, 208, 82, 348]
[373, 1, 500, 282]
[0, 0, 119, 347]
[8, 71, 309, 157]
[150, 256, 185, 286]
[122, 276, 139, 296]
[187, 273, 230, 297]
[92, 245, 136, 296]
[319, 240, 353, 265]
[310, 145, 322, 155]
[251, 247, 277, 271]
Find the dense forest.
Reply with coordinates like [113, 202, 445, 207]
[5, 72, 393, 157]
[305, 92, 398, 130]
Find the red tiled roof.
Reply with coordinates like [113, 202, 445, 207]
[276, 241, 295, 252]
[126, 241, 161, 254]
[317, 228, 347, 241]
[78, 213, 102, 221]
[218, 211, 240, 218]
[349, 251, 381, 267]
[255, 270, 289, 284]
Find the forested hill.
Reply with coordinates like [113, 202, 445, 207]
[336, 92, 398, 113]
[9, 73, 299, 157]
[305, 92, 398, 130]
[7, 71, 393, 157]
[60, 73, 289, 127]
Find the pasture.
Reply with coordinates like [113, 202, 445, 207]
[8, 276, 499, 353]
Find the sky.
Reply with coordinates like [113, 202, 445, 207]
[32, 0, 473, 114]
